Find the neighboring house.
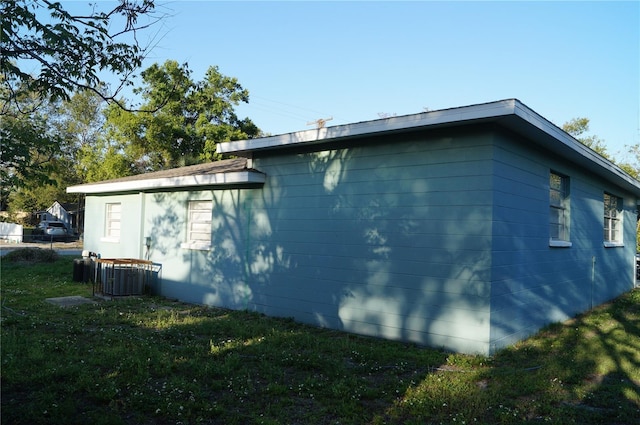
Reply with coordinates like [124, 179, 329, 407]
[37, 200, 84, 234]
[67, 99, 640, 355]
[37, 201, 72, 231]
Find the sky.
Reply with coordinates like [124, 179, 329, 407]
[69, 1, 639, 159]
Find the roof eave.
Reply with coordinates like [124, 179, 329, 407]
[67, 170, 266, 194]
[506, 104, 640, 196]
[218, 99, 640, 197]
[218, 99, 517, 157]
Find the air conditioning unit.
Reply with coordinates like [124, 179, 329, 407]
[93, 259, 157, 296]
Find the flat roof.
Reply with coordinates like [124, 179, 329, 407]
[218, 99, 640, 197]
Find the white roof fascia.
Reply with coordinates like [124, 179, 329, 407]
[67, 171, 265, 194]
[218, 99, 517, 155]
[510, 101, 640, 196]
[219, 99, 640, 196]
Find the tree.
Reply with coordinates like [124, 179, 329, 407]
[1, 0, 160, 108]
[0, 85, 62, 209]
[562, 117, 609, 158]
[619, 145, 640, 180]
[1, 0, 161, 205]
[54, 88, 116, 182]
[1, 88, 102, 215]
[104, 60, 260, 171]
[563, 117, 640, 179]
[564, 117, 640, 251]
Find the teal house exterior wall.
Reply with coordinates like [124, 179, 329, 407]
[142, 189, 254, 308]
[71, 100, 640, 355]
[84, 193, 144, 259]
[488, 132, 637, 351]
[245, 132, 496, 353]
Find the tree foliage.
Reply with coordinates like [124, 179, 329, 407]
[562, 117, 609, 157]
[0, 86, 62, 209]
[105, 60, 259, 171]
[53, 88, 126, 183]
[2, 89, 96, 216]
[1, 0, 159, 108]
[617, 145, 640, 180]
[1, 0, 161, 207]
[563, 117, 640, 179]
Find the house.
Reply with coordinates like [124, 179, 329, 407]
[37, 200, 84, 235]
[67, 99, 640, 355]
[37, 201, 73, 232]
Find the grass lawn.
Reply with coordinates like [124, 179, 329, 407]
[1, 252, 639, 424]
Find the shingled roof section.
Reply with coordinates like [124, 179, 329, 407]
[67, 158, 266, 194]
[94, 158, 250, 184]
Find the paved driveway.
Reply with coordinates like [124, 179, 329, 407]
[0, 241, 83, 257]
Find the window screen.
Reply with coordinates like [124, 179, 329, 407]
[187, 200, 212, 243]
[603, 193, 622, 243]
[549, 172, 569, 241]
[105, 203, 121, 239]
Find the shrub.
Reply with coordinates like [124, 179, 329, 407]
[3, 247, 59, 263]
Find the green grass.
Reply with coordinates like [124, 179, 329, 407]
[1, 255, 639, 424]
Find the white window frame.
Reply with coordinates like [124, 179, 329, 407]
[603, 192, 623, 247]
[180, 200, 212, 250]
[101, 203, 121, 243]
[549, 171, 572, 247]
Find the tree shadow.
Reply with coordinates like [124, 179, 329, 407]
[142, 125, 637, 358]
[483, 290, 640, 423]
[160, 130, 496, 354]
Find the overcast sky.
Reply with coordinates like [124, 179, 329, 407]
[69, 1, 640, 159]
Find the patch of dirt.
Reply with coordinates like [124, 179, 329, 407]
[45, 296, 97, 308]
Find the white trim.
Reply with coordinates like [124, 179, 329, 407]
[67, 171, 265, 194]
[217, 99, 640, 197]
[603, 192, 624, 246]
[217, 100, 516, 155]
[549, 240, 572, 248]
[104, 202, 121, 241]
[180, 241, 211, 251]
[186, 200, 212, 247]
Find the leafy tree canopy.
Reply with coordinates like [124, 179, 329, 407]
[0, 85, 62, 209]
[1, 87, 102, 215]
[105, 60, 260, 171]
[562, 117, 609, 157]
[563, 117, 639, 179]
[1, 0, 160, 109]
[1, 0, 161, 209]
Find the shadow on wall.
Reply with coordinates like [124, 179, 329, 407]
[487, 148, 636, 351]
[148, 192, 183, 257]
[144, 131, 636, 354]
[169, 135, 498, 352]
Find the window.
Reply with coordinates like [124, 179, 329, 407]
[604, 192, 623, 246]
[104, 203, 121, 241]
[183, 200, 212, 249]
[549, 171, 571, 247]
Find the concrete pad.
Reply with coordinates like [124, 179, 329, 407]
[45, 296, 97, 308]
